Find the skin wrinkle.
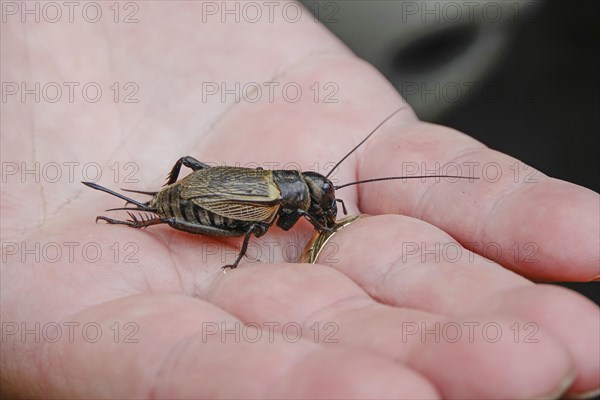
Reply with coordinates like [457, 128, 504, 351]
[412, 144, 488, 221]
[360, 124, 488, 222]
[372, 248, 418, 302]
[261, 346, 324, 399]
[478, 177, 530, 243]
[358, 132, 558, 273]
[133, 257, 176, 295]
[344, 221, 459, 308]
[350, 109, 415, 214]
[456, 285, 540, 319]
[90, 216, 227, 296]
[147, 314, 341, 399]
[203, 264, 377, 328]
[178, 241, 224, 296]
[354, 117, 418, 215]
[39, 295, 214, 397]
[193, 232, 274, 292]
[297, 292, 373, 331]
[149, 329, 209, 398]
[360, 116, 413, 160]
[332, 215, 534, 302]
[207, 278, 450, 395]
[33, 314, 90, 398]
[195, 50, 367, 165]
[321, 301, 445, 364]
[312, 223, 584, 396]
[35, 25, 128, 223]
[227, 50, 349, 115]
[48, 21, 263, 223]
[25, 28, 48, 233]
[23, 336, 50, 399]
[357, 109, 416, 165]
[100, 19, 124, 145]
[194, 51, 350, 149]
[104, 229, 181, 294]
[160, 233, 193, 294]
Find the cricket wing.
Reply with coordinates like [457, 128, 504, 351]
[180, 167, 281, 222]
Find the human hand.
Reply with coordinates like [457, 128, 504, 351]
[2, 2, 598, 399]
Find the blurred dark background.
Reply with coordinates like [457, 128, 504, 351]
[302, 0, 599, 305]
[439, 0, 599, 305]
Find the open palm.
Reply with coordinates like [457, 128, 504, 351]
[2, 3, 598, 399]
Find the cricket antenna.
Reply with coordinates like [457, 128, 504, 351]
[82, 181, 152, 210]
[335, 175, 478, 190]
[326, 107, 405, 178]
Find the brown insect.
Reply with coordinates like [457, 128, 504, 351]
[83, 108, 475, 269]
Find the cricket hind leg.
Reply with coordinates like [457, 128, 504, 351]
[96, 212, 167, 229]
[165, 156, 211, 186]
[222, 224, 268, 271]
[163, 218, 260, 270]
[96, 210, 266, 270]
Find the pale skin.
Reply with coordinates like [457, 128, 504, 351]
[1, 2, 599, 399]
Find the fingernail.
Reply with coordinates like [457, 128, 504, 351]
[531, 371, 576, 400]
[566, 388, 600, 399]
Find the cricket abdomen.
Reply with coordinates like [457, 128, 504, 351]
[152, 184, 245, 230]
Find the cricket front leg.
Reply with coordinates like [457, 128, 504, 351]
[297, 210, 334, 233]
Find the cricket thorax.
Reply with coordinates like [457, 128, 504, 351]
[272, 170, 311, 212]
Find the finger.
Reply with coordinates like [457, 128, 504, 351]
[462, 285, 600, 397]
[317, 215, 532, 311]
[357, 121, 599, 282]
[317, 215, 599, 396]
[2, 293, 438, 399]
[204, 263, 574, 399]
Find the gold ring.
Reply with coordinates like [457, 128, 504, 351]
[299, 215, 363, 264]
